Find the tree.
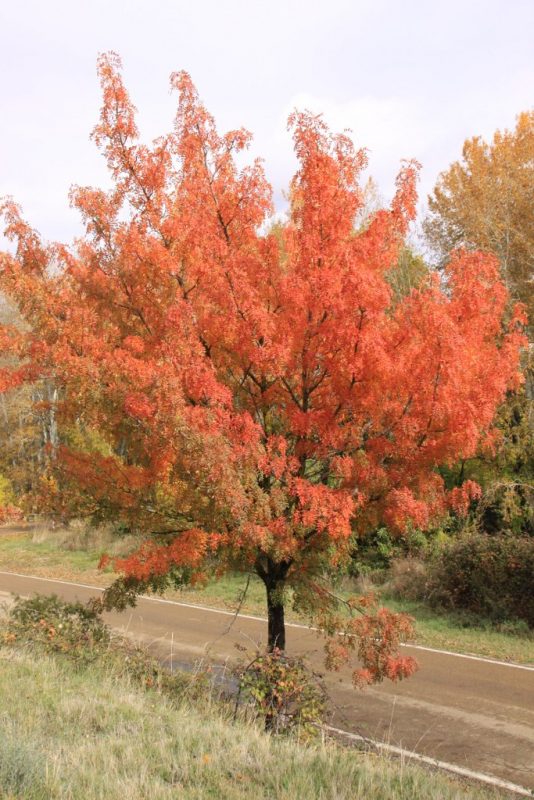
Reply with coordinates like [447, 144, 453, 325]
[0, 296, 44, 518]
[440, 349, 534, 538]
[424, 111, 534, 334]
[425, 112, 533, 532]
[0, 54, 526, 683]
[357, 178, 429, 304]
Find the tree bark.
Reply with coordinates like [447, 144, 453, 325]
[256, 558, 290, 652]
[266, 580, 285, 651]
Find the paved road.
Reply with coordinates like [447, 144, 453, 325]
[1, 571, 533, 792]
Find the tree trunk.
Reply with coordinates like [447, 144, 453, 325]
[266, 580, 285, 651]
[256, 558, 290, 652]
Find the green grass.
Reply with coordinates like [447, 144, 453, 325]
[1, 526, 533, 665]
[0, 532, 99, 573]
[0, 645, 511, 800]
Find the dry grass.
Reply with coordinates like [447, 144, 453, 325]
[0, 644, 510, 800]
[30, 519, 141, 557]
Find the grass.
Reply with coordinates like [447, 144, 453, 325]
[0, 529, 105, 580]
[1, 524, 533, 665]
[0, 643, 512, 799]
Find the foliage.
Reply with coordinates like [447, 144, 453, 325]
[425, 110, 534, 335]
[439, 376, 533, 537]
[349, 527, 398, 574]
[349, 525, 433, 577]
[0, 473, 22, 525]
[477, 376, 533, 536]
[0, 471, 14, 506]
[0, 53, 525, 680]
[0, 294, 58, 513]
[423, 110, 534, 544]
[356, 181, 429, 304]
[318, 595, 417, 687]
[386, 246, 429, 304]
[3, 594, 110, 663]
[236, 649, 327, 740]
[476, 479, 533, 537]
[425, 533, 534, 627]
[0, 471, 22, 522]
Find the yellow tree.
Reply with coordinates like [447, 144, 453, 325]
[425, 111, 533, 333]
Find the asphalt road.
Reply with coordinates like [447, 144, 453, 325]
[1, 571, 533, 793]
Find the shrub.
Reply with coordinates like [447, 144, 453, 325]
[3, 594, 110, 663]
[350, 525, 439, 580]
[107, 643, 213, 703]
[1, 595, 215, 705]
[236, 649, 327, 740]
[349, 528, 399, 576]
[383, 557, 428, 601]
[426, 533, 534, 627]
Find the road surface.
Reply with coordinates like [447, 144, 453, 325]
[0, 570, 533, 793]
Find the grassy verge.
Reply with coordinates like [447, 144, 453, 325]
[1, 525, 533, 665]
[0, 643, 510, 799]
[0, 527, 109, 583]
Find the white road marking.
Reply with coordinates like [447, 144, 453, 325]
[325, 725, 534, 798]
[0, 570, 533, 671]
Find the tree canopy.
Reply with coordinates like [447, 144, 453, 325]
[0, 54, 526, 682]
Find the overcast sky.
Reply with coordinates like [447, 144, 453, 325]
[1, 0, 532, 245]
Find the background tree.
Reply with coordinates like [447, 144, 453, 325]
[439, 349, 533, 538]
[424, 110, 533, 334]
[0, 296, 44, 518]
[425, 112, 533, 533]
[357, 178, 429, 304]
[0, 54, 526, 682]
[386, 246, 429, 304]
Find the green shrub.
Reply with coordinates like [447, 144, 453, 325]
[350, 525, 441, 579]
[4, 594, 110, 663]
[426, 533, 534, 627]
[236, 649, 327, 740]
[349, 528, 398, 576]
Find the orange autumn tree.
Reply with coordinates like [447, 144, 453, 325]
[0, 54, 526, 682]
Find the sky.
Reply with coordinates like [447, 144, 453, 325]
[1, 0, 533, 246]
